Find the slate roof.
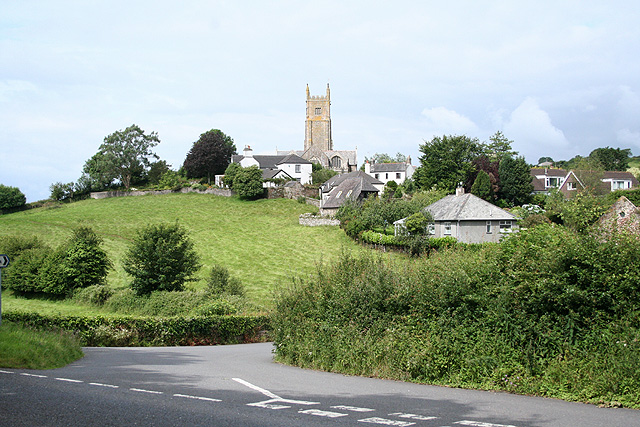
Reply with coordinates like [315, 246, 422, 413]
[262, 169, 292, 180]
[369, 162, 410, 173]
[423, 193, 517, 221]
[320, 171, 382, 194]
[231, 154, 311, 169]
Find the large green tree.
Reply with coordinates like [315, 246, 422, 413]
[233, 166, 264, 200]
[588, 146, 631, 171]
[471, 170, 493, 201]
[84, 124, 160, 190]
[498, 156, 533, 206]
[123, 222, 201, 295]
[484, 131, 518, 160]
[413, 135, 483, 192]
[0, 185, 26, 211]
[183, 129, 236, 183]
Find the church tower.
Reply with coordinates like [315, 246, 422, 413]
[304, 84, 333, 152]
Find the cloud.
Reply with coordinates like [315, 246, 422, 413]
[420, 107, 479, 137]
[503, 98, 569, 160]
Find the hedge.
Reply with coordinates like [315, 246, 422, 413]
[4, 311, 270, 347]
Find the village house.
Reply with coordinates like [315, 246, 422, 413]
[363, 159, 415, 186]
[318, 171, 383, 216]
[531, 167, 638, 197]
[394, 187, 518, 244]
[231, 146, 312, 186]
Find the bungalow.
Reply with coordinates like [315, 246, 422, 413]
[231, 146, 313, 185]
[319, 171, 383, 216]
[531, 167, 638, 197]
[394, 187, 518, 244]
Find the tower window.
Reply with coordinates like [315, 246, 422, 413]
[315, 107, 322, 115]
[331, 156, 342, 169]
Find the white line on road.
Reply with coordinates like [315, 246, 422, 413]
[55, 378, 83, 383]
[20, 373, 47, 378]
[455, 421, 518, 427]
[247, 399, 291, 410]
[359, 417, 416, 426]
[0, 370, 15, 374]
[232, 377, 281, 399]
[89, 382, 119, 388]
[130, 388, 163, 395]
[299, 409, 349, 418]
[389, 412, 438, 421]
[332, 405, 375, 412]
[174, 393, 222, 402]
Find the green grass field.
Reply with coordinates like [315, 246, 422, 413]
[0, 193, 368, 311]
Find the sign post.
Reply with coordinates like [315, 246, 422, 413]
[0, 254, 10, 326]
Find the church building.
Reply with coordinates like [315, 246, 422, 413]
[278, 84, 357, 173]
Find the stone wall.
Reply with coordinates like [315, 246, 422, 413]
[299, 213, 339, 227]
[90, 187, 233, 199]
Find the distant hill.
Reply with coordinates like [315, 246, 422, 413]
[0, 193, 364, 307]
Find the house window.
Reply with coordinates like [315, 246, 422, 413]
[346, 190, 352, 198]
[444, 222, 452, 235]
[486, 221, 492, 233]
[427, 223, 435, 235]
[315, 107, 322, 115]
[396, 173, 401, 179]
[385, 173, 389, 179]
[295, 164, 301, 173]
[546, 177, 561, 188]
[336, 191, 343, 198]
[375, 173, 379, 179]
[567, 182, 577, 190]
[331, 156, 342, 169]
[499, 220, 512, 233]
[612, 180, 628, 190]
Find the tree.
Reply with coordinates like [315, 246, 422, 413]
[54, 227, 111, 292]
[233, 166, 264, 199]
[471, 170, 492, 201]
[498, 156, 533, 206]
[537, 156, 554, 165]
[484, 131, 518, 160]
[49, 182, 76, 202]
[147, 160, 172, 186]
[123, 222, 201, 295]
[222, 162, 242, 189]
[572, 157, 605, 195]
[413, 135, 483, 192]
[88, 124, 160, 190]
[589, 147, 631, 171]
[361, 152, 408, 167]
[0, 185, 26, 211]
[183, 129, 237, 183]
[311, 164, 338, 185]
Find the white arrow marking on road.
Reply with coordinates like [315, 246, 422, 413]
[389, 412, 438, 420]
[233, 377, 320, 408]
[299, 409, 348, 418]
[358, 417, 415, 426]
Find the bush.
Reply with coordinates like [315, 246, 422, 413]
[123, 222, 201, 295]
[0, 184, 26, 212]
[234, 165, 264, 200]
[207, 264, 245, 297]
[72, 285, 113, 306]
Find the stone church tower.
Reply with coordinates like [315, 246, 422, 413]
[304, 83, 332, 152]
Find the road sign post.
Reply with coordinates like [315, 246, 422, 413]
[0, 254, 10, 326]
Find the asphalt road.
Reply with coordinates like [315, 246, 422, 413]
[1, 343, 638, 426]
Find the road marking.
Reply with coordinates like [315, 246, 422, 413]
[89, 382, 119, 388]
[299, 409, 348, 418]
[247, 399, 291, 410]
[130, 388, 163, 395]
[359, 417, 416, 426]
[55, 377, 83, 383]
[332, 405, 375, 412]
[389, 412, 438, 421]
[0, 370, 15, 374]
[232, 378, 281, 399]
[174, 393, 222, 402]
[454, 422, 518, 427]
[20, 373, 47, 378]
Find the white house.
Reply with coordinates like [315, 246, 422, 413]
[394, 187, 518, 244]
[364, 160, 414, 186]
[231, 146, 313, 185]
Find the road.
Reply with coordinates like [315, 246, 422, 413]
[0, 343, 637, 426]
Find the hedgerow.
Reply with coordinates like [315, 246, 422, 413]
[272, 226, 640, 408]
[4, 311, 270, 347]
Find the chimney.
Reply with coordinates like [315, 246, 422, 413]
[456, 184, 465, 196]
[243, 145, 253, 158]
[364, 161, 371, 174]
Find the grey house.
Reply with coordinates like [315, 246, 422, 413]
[394, 187, 518, 243]
[319, 171, 383, 216]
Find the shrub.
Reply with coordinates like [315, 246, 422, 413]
[122, 222, 201, 295]
[72, 285, 113, 306]
[0, 184, 26, 211]
[207, 264, 245, 297]
[234, 165, 264, 199]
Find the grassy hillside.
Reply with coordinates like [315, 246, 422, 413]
[0, 193, 365, 309]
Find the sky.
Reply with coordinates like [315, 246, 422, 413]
[2, 1, 640, 202]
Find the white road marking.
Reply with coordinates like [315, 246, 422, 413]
[299, 409, 348, 418]
[55, 377, 83, 383]
[20, 373, 47, 378]
[359, 417, 416, 426]
[389, 412, 438, 421]
[247, 399, 291, 410]
[455, 422, 518, 427]
[130, 388, 163, 395]
[332, 405, 375, 412]
[0, 370, 15, 374]
[232, 377, 281, 399]
[174, 393, 222, 402]
[89, 382, 119, 388]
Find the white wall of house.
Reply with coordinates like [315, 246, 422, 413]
[278, 162, 312, 184]
[364, 162, 414, 186]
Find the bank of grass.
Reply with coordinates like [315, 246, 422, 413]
[0, 193, 365, 311]
[0, 321, 83, 369]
